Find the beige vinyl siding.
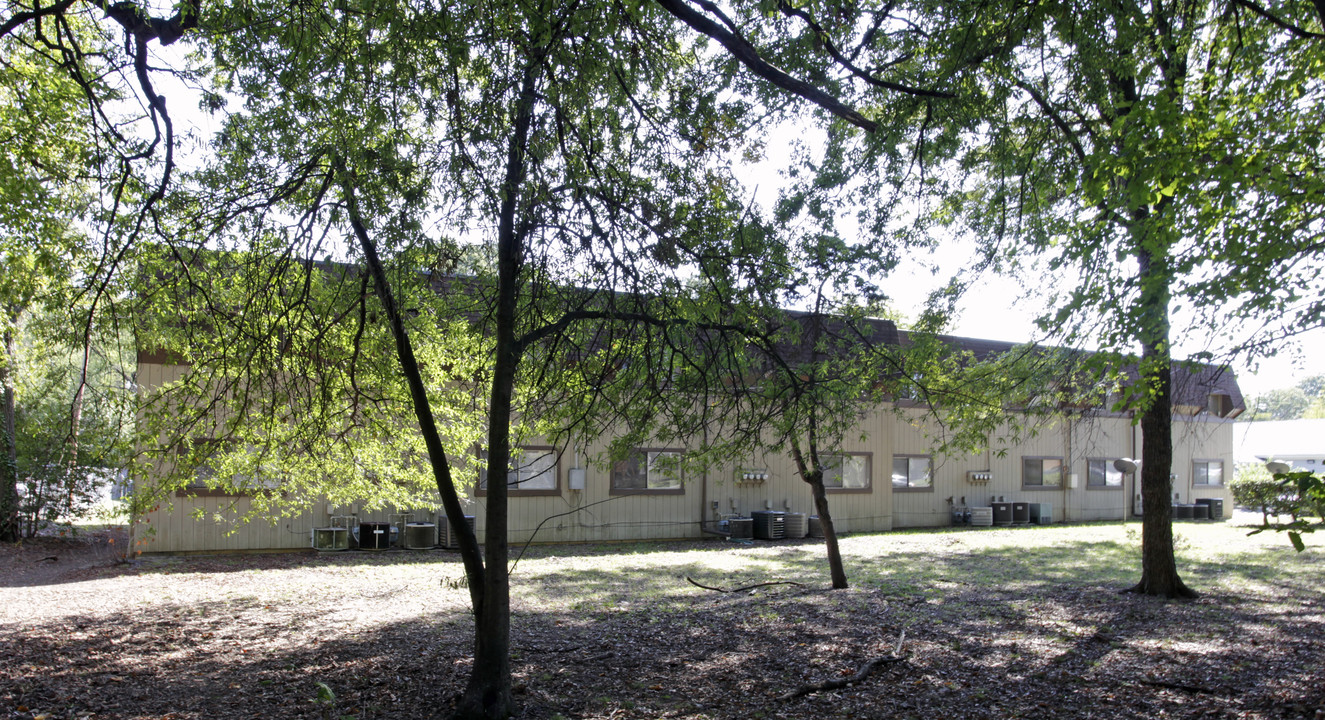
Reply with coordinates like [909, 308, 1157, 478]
[1172, 417, 1235, 508]
[890, 410, 944, 527]
[1066, 415, 1134, 522]
[471, 436, 698, 545]
[136, 357, 1240, 552]
[979, 418, 1065, 509]
[814, 406, 891, 534]
[142, 492, 320, 553]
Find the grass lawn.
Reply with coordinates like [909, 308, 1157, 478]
[2, 520, 1321, 719]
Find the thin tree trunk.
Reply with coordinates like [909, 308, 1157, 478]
[456, 58, 542, 720]
[789, 441, 849, 590]
[1125, 243, 1196, 598]
[809, 473, 848, 589]
[1, 324, 19, 542]
[342, 182, 486, 602]
[66, 365, 85, 514]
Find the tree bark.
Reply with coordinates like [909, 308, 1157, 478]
[1, 324, 19, 542]
[808, 472, 848, 589]
[788, 440, 848, 589]
[1125, 243, 1197, 598]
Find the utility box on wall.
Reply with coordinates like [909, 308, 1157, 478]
[568, 467, 585, 491]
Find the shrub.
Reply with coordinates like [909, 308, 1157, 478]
[1232, 464, 1296, 523]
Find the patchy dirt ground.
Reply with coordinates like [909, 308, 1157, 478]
[2, 522, 1323, 720]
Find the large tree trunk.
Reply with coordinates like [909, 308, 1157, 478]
[1, 325, 19, 542]
[1125, 243, 1196, 598]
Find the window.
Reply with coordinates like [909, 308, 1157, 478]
[178, 439, 260, 497]
[1192, 460, 1224, 487]
[612, 449, 683, 493]
[478, 447, 559, 495]
[1022, 457, 1063, 488]
[823, 453, 871, 492]
[1087, 459, 1124, 488]
[891, 455, 932, 491]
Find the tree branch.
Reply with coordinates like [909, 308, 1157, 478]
[779, 632, 907, 700]
[101, 0, 201, 46]
[652, 0, 880, 132]
[0, 0, 78, 39]
[775, 0, 952, 99]
[1013, 79, 1088, 166]
[1232, 0, 1325, 39]
[686, 576, 806, 592]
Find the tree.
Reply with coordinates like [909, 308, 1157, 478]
[2, 0, 208, 543]
[1, 13, 106, 541]
[905, 0, 1325, 597]
[122, 1, 949, 716]
[5, 0, 1062, 713]
[1247, 469, 1325, 551]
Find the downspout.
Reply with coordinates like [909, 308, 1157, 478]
[1129, 413, 1138, 520]
[1064, 415, 1072, 523]
[699, 423, 709, 536]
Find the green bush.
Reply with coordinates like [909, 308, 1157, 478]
[1232, 463, 1307, 522]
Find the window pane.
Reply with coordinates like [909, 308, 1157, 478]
[612, 452, 646, 489]
[1207, 462, 1222, 485]
[516, 451, 556, 490]
[1088, 460, 1105, 486]
[908, 457, 931, 488]
[823, 455, 844, 488]
[1194, 462, 1208, 485]
[1024, 458, 1042, 485]
[1088, 460, 1123, 487]
[842, 455, 869, 489]
[825, 455, 868, 489]
[646, 451, 681, 489]
[1042, 459, 1062, 486]
[892, 457, 909, 488]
